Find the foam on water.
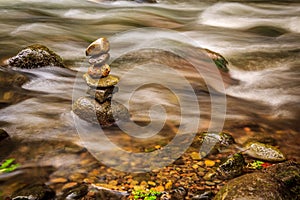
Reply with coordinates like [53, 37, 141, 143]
[226, 65, 299, 110]
[199, 2, 300, 33]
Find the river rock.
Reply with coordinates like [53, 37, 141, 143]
[87, 86, 117, 103]
[0, 129, 9, 142]
[203, 48, 229, 72]
[83, 73, 119, 88]
[203, 153, 245, 181]
[213, 161, 300, 200]
[60, 183, 88, 200]
[72, 97, 130, 127]
[89, 53, 110, 66]
[86, 38, 110, 56]
[0, 68, 29, 87]
[243, 141, 286, 162]
[8, 44, 64, 69]
[11, 183, 55, 200]
[215, 153, 245, 180]
[84, 184, 129, 200]
[196, 131, 235, 153]
[87, 64, 111, 78]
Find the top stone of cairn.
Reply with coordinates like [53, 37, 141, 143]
[86, 37, 110, 56]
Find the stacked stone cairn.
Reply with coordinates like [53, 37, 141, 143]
[73, 38, 130, 127]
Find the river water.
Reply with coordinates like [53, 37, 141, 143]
[0, 0, 299, 192]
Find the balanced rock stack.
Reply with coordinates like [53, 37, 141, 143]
[73, 38, 130, 127]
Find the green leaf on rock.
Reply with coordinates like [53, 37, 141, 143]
[0, 158, 20, 174]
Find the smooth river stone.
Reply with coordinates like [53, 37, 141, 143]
[244, 141, 286, 162]
[72, 97, 130, 127]
[87, 64, 110, 78]
[83, 73, 119, 88]
[89, 53, 110, 66]
[86, 38, 110, 56]
[87, 86, 118, 103]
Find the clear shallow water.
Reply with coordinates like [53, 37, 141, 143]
[0, 0, 299, 176]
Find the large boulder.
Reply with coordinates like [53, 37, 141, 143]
[7, 44, 64, 69]
[214, 161, 300, 200]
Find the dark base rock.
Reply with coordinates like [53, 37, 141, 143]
[214, 161, 300, 200]
[72, 97, 130, 127]
[8, 44, 64, 69]
[11, 183, 55, 200]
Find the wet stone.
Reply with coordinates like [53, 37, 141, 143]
[87, 86, 117, 103]
[0, 68, 29, 87]
[60, 183, 88, 200]
[11, 183, 55, 200]
[62, 182, 79, 192]
[87, 64, 111, 78]
[50, 177, 68, 184]
[8, 44, 64, 69]
[88, 184, 129, 200]
[204, 160, 215, 167]
[83, 73, 119, 88]
[86, 38, 110, 56]
[169, 187, 187, 200]
[214, 172, 292, 200]
[89, 53, 110, 66]
[215, 153, 245, 180]
[244, 141, 286, 162]
[192, 191, 214, 200]
[72, 97, 130, 127]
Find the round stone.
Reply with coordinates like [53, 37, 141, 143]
[86, 37, 110, 56]
[72, 97, 130, 127]
[83, 73, 119, 88]
[89, 53, 110, 66]
[87, 64, 111, 78]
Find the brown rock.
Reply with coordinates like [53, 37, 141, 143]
[87, 64, 111, 78]
[89, 53, 110, 66]
[83, 73, 119, 88]
[86, 38, 110, 56]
